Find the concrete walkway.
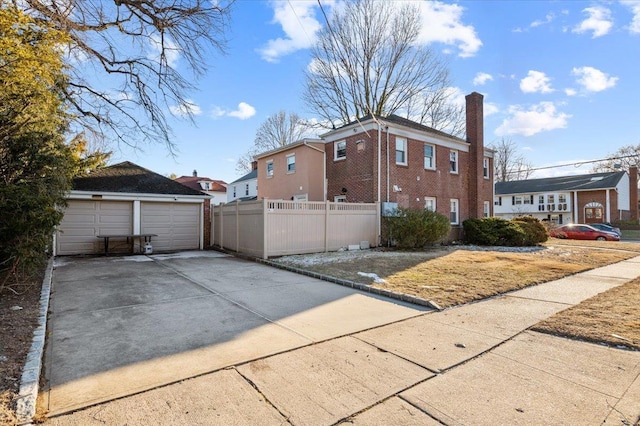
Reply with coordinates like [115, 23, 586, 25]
[43, 254, 640, 425]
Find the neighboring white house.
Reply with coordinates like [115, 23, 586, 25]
[494, 169, 636, 224]
[175, 171, 227, 205]
[227, 162, 258, 203]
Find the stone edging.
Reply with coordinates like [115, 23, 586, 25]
[15, 257, 54, 425]
[212, 247, 441, 311]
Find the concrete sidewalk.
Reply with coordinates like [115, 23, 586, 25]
[45, 255, 640, 425]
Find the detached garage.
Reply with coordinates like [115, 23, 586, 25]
[56, 162, 209, 256]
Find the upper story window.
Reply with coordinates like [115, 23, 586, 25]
[424, 197, 436, 211]
[334, 140, 346, 160]
[266, 160, 274, 177]
[483, 157, 490, 179]
[558, 194, 567, 203]
[245, 184, 249, 196]
[424, 144, 435, 169]
[548, 194, 555, 204]
[396, 137, 407, 165]
[286, 154, 296, 173]
[514, 196, 523, 205]
[538, 195, 544, 204]
[232, 186, 236, 198]
[494, 196, 502, 206]
[450, 150, 458, 174]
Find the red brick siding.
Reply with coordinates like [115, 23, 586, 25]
[576, 190, 618, 222]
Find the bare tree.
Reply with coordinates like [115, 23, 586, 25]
[304, 0, 462, 132]
[490, 138, 533, 182]
[591, 143, 640, 173]
[19, 0, 233, 152]
[236, 111, 314, 174]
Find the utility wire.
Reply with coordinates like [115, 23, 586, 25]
[507, 154, 638, 175]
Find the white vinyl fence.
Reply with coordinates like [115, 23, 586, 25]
[212, 200, 380, 259]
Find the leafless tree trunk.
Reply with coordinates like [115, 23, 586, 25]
[491, 138, 533, 182]
[304, 0, 462, 133]
[236, 111, 314, 174]
[19, 0, 233, 152]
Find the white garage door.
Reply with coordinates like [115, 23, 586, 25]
[57, 200, 133, 255]
[141, 202, 200, 252]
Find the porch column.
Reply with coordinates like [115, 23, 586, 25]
[573, 192, 579, 223]
[605, 189, 611, 222]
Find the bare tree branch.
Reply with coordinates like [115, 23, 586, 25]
[591, 143, 640, 172]
[490, 137, 533, 182]
[19, 0, 234, 152]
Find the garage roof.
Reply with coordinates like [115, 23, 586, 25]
[73, 161, 205, 196]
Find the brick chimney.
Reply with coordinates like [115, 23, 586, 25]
[251, 161, 258, 171]
[192, 169, 197, 177]
[630, 166, 638, 222]
[466, 92, 485, 219]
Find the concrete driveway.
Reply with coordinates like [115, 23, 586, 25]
[41, 251, 427, 416]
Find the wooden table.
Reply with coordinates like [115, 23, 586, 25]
[96, 234, 157, 256]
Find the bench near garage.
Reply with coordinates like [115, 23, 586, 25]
[97, 234, 157, 256]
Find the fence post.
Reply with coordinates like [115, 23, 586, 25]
[324, 200, 330, 252]
[219, 204, 224, 249]
[263, 199, 268, 259]
[376, 201, 381, 247]
[235, 200, 240, 252]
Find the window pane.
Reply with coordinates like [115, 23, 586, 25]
[450, 151, 457, 172]
[396, 138, 406, 164]
[424, 145, 433, 168]
[336, 141, 346, 159]
[287, 155, 295, 172]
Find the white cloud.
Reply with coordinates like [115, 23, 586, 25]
[415, 1, 482, 57]
[531, 13, 555, 28]
[572, 6, 613, 38]
[211, 102, 256, 120]
[148, 35, 180, 68]
[484, 102, 499, 117]
[169, 100, 202, 117]
[571, 66, 618, 92]
[495, 102, 570, 137]
[473, 72, 493, 86]
[259, 0, 324, 62]
[564, 88, 577, 96]
[622, 1, 640, 33]
[520, 70, 554, 94]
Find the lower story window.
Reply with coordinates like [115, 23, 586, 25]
[424, 197, 436, 212]
[450, 199, 459, 224]
[483, 201, 490, 217]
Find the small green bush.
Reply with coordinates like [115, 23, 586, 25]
[511, 216, 548, 245]
[385, 208, 451, 249]
[463, 217, 526, 246]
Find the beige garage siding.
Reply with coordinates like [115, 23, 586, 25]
[141, 202, 200, 252]
[56, 200, 133, 255]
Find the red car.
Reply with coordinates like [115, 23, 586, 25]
[550, 224, 620, 241]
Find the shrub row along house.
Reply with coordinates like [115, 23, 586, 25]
[494, 167, 639, 225]
[254, 92, 494, 239]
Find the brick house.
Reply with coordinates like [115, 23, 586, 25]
[320, 92, 494, 235]
[494, 167, 639, 224]
[255, 139, 326, 201]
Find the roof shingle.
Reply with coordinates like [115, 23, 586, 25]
[495, 171, 626, 195]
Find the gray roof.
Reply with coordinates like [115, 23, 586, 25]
[73, 161, 205, 196]
[495, 171, 626, 195]
[229, 168, 257, 184]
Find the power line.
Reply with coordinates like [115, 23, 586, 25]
[507, 154, 638, 175]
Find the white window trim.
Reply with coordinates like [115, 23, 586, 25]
[266, 160, 274, 177]
[450, 199, 459, 225]
[286, 154, 296, 174]
[424, 197, 436, 211]
[424, 144, 435, 170]
[450, 150, 458, 174]
[396, 137, 408, 166]
[334, 140, 346, 161]
[483, 157, 490, 179]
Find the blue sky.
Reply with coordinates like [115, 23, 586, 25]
[111, 0, 640, 184]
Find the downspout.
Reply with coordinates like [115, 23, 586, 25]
[377, 124, 381, 203]
[386, 126, 390, 202]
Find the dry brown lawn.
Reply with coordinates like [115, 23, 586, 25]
[532, 278, 640, 351]
[278, 242, 638, 308]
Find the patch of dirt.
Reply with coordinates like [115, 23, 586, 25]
[532, 278, 640, 351]
[0, 272, 44, 426]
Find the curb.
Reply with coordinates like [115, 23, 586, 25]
[15, 257, 54, 425]
[212, 246, 441, 311]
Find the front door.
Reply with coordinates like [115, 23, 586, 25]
[584, 202, 604, 223]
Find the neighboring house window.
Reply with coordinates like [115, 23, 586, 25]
[450, 199, 459, 224]
[334, 195, 347, 202]
[286, 154, 295, 173]
[396, 137, 407, 165]
[484, 201, 490, 217]
[558, 194, 567, 203]
[524, 195, 532, 205]
[233, 186, 236, 198]
[538, 195, 544, 204]
[424, 197, 436, 211]
[483, 158, 490, 179]
[245, 184, 249, 196]
[494, 196, 502, 206]
[424, 144, 435, 169]
[548, 194, 555, 204]
[449, 150, 458, 174]
[335, 140, 346, 160]
[266, 160, 274, 177]
[514, 196, 523, 205]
